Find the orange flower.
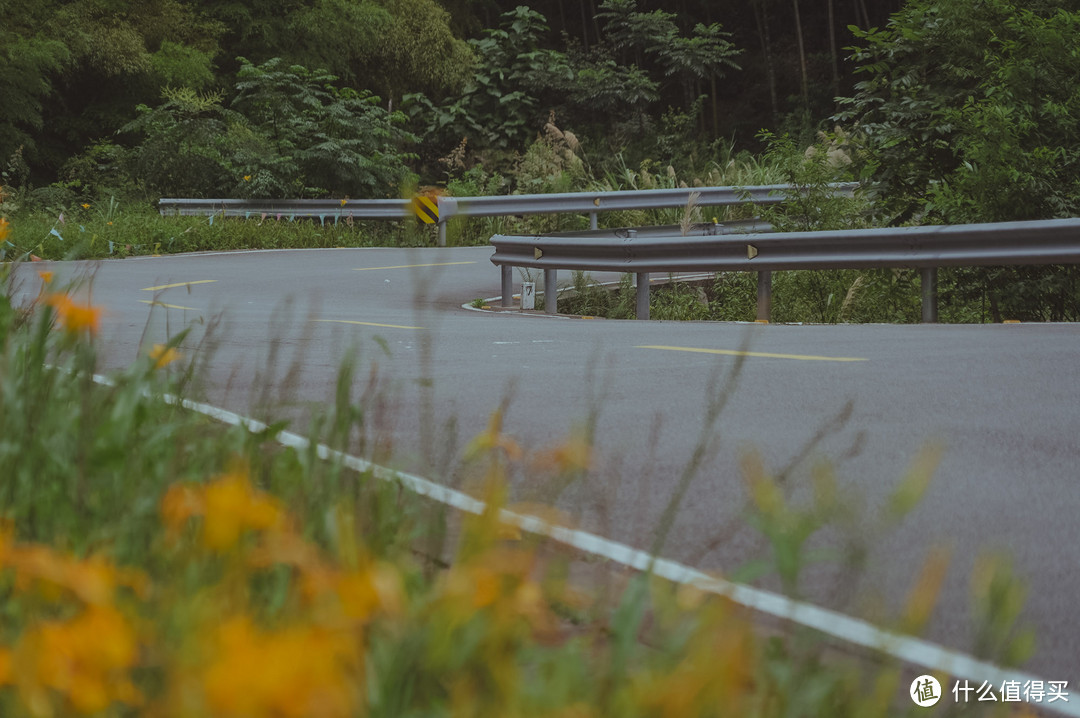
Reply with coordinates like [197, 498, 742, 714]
[160, 468, 286, 551]
[10, 606, 142, 715]
[44, 293, 102, 336]
[336, 563, 403, 621]
[38, 270, 54, 285]
[1, 541, 149, 606]
[0, 217, 10, 242]
[202, 471, 285, 550]
[149, 343, 181, 368]
[0, 648, 12, 686]
[201, 617, 358, 718]
[160, 483, 204, 539]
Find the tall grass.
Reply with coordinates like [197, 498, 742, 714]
[0, 203, 445, 262]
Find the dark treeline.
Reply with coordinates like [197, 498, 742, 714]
[1, 0, 903, 189]
[455, 0, 904, 131]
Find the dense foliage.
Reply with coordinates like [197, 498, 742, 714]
[2, 0, 906, 195]
[122, 58, 416, 198]
[836, 0, 1080, 321]
[837, 0, 1080, 224]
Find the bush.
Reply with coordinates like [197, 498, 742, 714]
[124, 59, 418, 199]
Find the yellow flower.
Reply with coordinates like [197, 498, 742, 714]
[341, 563, 404, 620]
[201, 617, 358, 718]
[160, 468, 286, 551]
[81, 203, 91, 210]
[160, 483, 204, 539]
[202, 471, 285, 551]
[0, 648, 11, 686]
[149, 343, 181, 368]
[13, 606, 142, 715]
[243, 175, 252, 182]
[1, 540, 148, 606]
[0, 217, 10, 242]
[340, 198, 348, 206]
[43, 293, 103, 336]
[38, 271, 54, 285]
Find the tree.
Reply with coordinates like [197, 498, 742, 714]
[596, 0, 741, 133]
[837, 0, 1080, 321]
[0, 13, 69, 167]
[837, 0, 1080, 224]
[125, 59, 416, 198]
[404, 6, 570, 153]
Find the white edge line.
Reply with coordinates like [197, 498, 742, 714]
[91, 372, 1079, 716]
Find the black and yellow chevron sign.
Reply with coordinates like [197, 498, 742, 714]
[412, 195, 439, 224]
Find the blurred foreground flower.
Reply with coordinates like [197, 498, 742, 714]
[43, 293, 102, 336]
[5, 606, 142, 715]
[199, 617, 359, 718]
[0, 530, 149, 605]
[161, 466, 286, 551]
[0, 217, 10, 242]
[149, 343, 182, 368]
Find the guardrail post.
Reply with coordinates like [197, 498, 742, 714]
[501, 266, 514, 308]
[756, 271, 772, 322]
[636, 273, 650, 320]
[544, 269, 557, 314]
[589, 212, 598, 230]
[921, 267, 939, 323]
[437, 221, 447, 248]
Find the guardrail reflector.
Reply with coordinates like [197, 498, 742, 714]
[748, 244, 759, 259]
[413, 195, 439, 224]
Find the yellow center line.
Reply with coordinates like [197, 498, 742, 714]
[353, 262, 475, 271]
[140, 300, 199, 311]
[636, 345, 868, 363]
[141, 280, 217, 291]
[313, 319, 424, 330]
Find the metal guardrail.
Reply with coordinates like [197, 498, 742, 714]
[437, 184, 856, 222]
[158, 184, 855, 245]
[158, 198, 410, 221]
[489, 218, 1080, 322]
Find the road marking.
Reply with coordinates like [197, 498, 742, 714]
[353, 261, 475, 271]
[637, 345, 868, 363]
[92, 374, 1074, 718]
[139, 300, 199, 311]
[313, 319, 423, 330]
[141, 280, 217, 291]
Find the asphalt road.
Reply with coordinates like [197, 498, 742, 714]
[18, 246, 1080, 687]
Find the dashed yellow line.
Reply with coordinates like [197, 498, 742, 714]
[314, 319, 423, 330]
[141, 280, 217, 291]
[636, 345, 868, 363]
[139, 300, 199, 311]
[353, 262, 475, 271]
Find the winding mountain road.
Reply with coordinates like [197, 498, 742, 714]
[21, 246, 1080, 691]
